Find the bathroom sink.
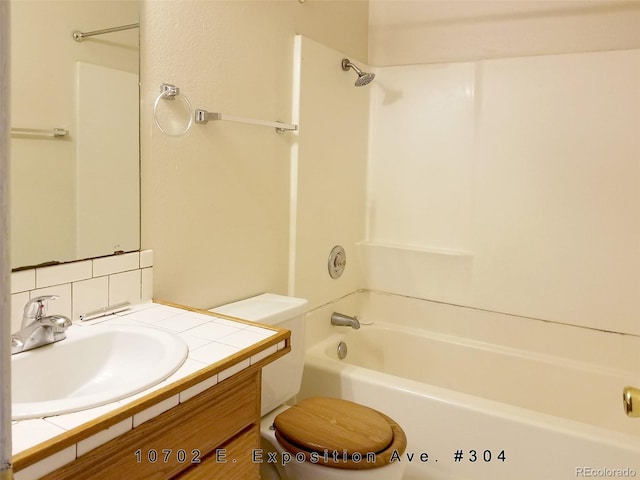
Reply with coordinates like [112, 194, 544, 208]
[12, 324, 188, 420]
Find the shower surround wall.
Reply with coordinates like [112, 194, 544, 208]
[290, 36, 369, 310]
[364, 48, 640, 336]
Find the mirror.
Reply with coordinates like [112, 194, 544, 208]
[9, 0, 140, 270]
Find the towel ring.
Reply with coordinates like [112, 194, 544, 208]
[153, 84, 193, 137]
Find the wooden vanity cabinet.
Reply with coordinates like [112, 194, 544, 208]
[174, 425, 259, 480]
[41, 368, 263, 480]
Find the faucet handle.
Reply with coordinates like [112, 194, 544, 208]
[23, 295, 60, 321]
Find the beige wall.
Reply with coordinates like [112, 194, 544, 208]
[140, 1, 369, 309]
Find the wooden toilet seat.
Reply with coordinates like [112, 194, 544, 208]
[273, 397, 407, 469]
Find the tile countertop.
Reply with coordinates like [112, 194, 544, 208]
[11, 301, 289, 480]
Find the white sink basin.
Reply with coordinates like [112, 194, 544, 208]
[12, 324, 188, 420]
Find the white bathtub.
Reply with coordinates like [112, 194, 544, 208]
[299, 291, 640, 480]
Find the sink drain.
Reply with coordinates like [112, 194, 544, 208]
[337, 341, 348, 360]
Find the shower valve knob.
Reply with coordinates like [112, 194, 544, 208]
[328, 245, 346, 279]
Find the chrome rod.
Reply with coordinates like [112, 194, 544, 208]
[73, 23, 139, 42]
[194, 109, 297, 133]
[11, 127, 68, 138]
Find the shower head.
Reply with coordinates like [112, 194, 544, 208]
[341, 58, 375, 87]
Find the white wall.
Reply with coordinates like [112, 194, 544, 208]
[369, 1, 640, 65]
[365, 48, 640, 336]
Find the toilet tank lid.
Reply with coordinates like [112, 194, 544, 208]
[209, 293, 309, 326]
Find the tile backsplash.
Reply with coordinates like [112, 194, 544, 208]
[10, 250, 153, 332]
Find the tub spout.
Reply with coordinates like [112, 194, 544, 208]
[331, 312, 360, 330]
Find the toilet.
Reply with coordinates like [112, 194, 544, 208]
[210, 293, 407, 480]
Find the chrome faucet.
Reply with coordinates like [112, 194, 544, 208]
[331, 312, 360, 330]
[11, 295, 72, 355]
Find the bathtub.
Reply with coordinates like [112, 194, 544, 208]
[299, 291, 640, 480]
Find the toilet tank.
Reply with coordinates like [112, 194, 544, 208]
[210, 293, 308, 416]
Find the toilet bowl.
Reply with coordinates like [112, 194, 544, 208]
[210, 294, 407, 480]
